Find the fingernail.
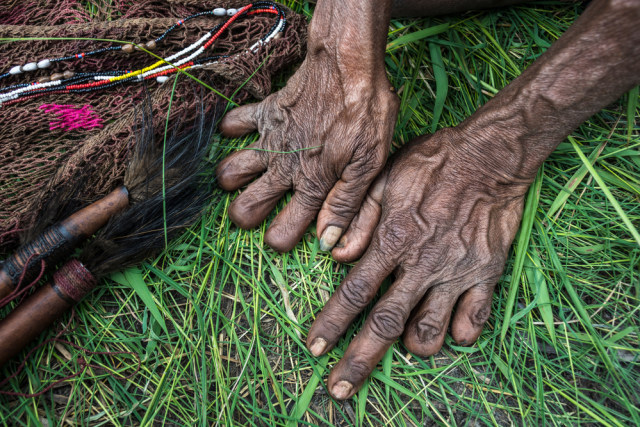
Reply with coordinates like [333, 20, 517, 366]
[334, 235, 347, 248]
[319, 226, 343, 251]
[331, 380, 353, 400]
[309, 337, 327, 356]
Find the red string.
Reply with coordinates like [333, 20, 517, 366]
[247, 9, 278, 15]
[0, 255, 46, 309]
[203, 4, 253, 49]
[0, 227, 24, 245]
[0, 308, 141, 398]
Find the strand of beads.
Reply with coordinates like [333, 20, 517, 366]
[1, 8, 234, 80]
[0, 2, 286, 107]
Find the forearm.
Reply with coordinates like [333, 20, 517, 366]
[391, 0, 529, 17]
[308, 0, 392, 85]
[459, 0, 640, 182]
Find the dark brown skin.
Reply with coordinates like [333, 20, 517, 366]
[216, 1, 399, 253]
[218, 0, 640, 400]
[217, 0, 526, 251]
[303, 0, 640, 400]
[391, 0, 529, 16]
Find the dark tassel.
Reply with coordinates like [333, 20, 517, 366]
[0, 86, 221, 304]
[0, 88, 222, 367]
[83, 95, 217, 276]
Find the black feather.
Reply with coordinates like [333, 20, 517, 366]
[80, 91, 220, 277]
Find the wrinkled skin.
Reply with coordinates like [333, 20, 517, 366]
[217, 0, 640, 402]
[216, 1, 398, 253]
[306, 127, 529, 399]
[305, 0, 640, 400]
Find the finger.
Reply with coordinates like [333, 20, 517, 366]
[317, 148, 387, 251]
[216, 143, 267, 191]
[219, 103, 260, 137]
[228, 171, 290, 229]
[264, 190, 322, 253]
[450, 283, 495, 346]
[402, 286, 460, 357]
[306, 247, 395, 357]
[326, 273, 424, 400]
[331, 173, 386, 263]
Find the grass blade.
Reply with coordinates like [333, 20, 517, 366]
[429, 43, 448, 133]
[569, 136, 640, 246]
[114, 267, 168, 335]
[627, 86, 638, 141]
[500, 170, 542, 342]
[386, 23, 449, 51]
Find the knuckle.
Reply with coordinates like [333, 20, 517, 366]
[470, 303, 492, 327]
[337, 277, 373, 313]
[318, 314, 345, 338]
[256, 95, 284, 131]
[374, 220, 411, 254]
[386, 88, 401, 108]
[327, 190, 361, 218]
[414, 311, 446, 343]
[368, 305, 407, 342]
[378, 88, 400, 119]
[354, 143, 386, 170]
[295, 185, 325, 211]
[343, 354, 373, 383]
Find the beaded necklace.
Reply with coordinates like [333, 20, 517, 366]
[0, 2, 286, 107]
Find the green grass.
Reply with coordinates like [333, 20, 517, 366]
[1, 1, 639, 425]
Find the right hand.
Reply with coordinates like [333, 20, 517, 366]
[307, 126, 531, 399]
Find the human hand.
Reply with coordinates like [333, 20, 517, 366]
[306, 126, 531, 400]
[216, 1, 399, 253]
[305, 0, 640, 399]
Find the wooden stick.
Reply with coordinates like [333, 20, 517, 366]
[0, 187, 129, 301]
[0, 259, 96, 367]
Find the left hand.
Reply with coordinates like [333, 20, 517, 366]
[215, 0, 398, 253]
[306, 126, 530, 400]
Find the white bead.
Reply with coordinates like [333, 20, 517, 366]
[213, 8, 226, 16]
[22, 62, 38, 72]
[156, 76, 169, 83]
[37, 59, 52, 69]
[9, 65, 22, 75]
[227, 8, 237, 16]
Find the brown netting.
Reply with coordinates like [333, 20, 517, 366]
[0, 0, 307, 252]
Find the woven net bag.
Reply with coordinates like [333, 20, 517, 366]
[0, 0, 307, 253]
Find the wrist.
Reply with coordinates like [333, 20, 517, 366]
[456, 111, 546, 186]
[307, 0, 391, 79]
[454, 0, 640, 186]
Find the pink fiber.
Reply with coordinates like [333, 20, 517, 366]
[40, 104, 104, 131]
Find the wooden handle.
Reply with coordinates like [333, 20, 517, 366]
[0, 187, 128, 300]
[0, 259, 96, 367]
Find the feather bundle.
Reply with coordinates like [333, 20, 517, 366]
[0, 90, 221, 366]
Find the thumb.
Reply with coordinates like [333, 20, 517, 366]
[329, 171, 387, 262]
[219, 102, 261, 137]
[317, 160, 387, 255]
